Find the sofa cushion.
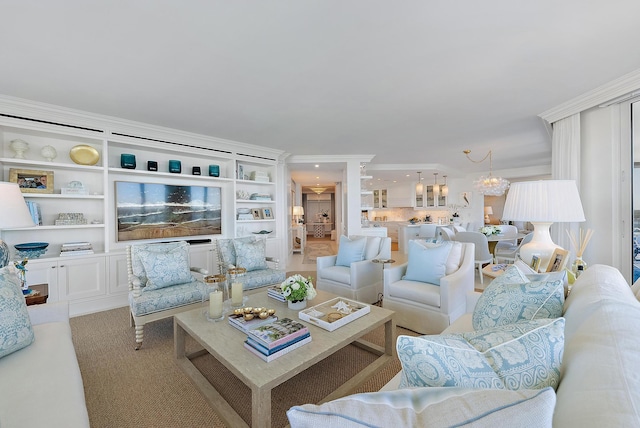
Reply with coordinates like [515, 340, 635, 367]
[129, 281, 204, 316]
[336, 235, 366, 267]
[320, 265, 352, 285]
[472, 272, 564, 331]
[233, 238, 268, 272]
[403, 240, 452, 285]
[287, 386, 556, 428]
[397, 318, 565, 391]
[0, 264, 35, 359]
[387, 279, 441, 307]
[137, 242, 195, 291]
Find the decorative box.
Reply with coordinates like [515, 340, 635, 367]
[298, 297, 370, 332]
[121, 154, 136, 169]
[192, 166, 201, 175]
[147, 161, 158, 171]
[209, 165, 220, 177]
[169, 160, 181, 173]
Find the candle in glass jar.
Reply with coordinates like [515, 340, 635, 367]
[231, 282, 243, 305]
[209, 290, 223, 318]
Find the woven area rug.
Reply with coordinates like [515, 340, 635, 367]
[303, 242, 335, 264]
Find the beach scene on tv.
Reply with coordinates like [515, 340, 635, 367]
[116, 181, 222, 241]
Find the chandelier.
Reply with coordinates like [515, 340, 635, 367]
[309, 187, 327, 195]
[463, 150, 510, 196]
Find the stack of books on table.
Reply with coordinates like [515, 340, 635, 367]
[244, 317, 311, 362]
[60, 242, 94, 256]
[267, 285, 285, 302]
[228, 313, 278, 333]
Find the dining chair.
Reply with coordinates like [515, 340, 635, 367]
[439, 227, 455, 241]
[495, 232, 534, 264]
[418, 224, 438, 240]
[454, 231, 493, 284]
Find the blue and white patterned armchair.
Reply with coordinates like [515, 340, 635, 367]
[127, 241, 208, 350]
[215, 236, 286, 292]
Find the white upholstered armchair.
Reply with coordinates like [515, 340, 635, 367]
[383, 241, 475, 334]
[316, 235, 392, 304]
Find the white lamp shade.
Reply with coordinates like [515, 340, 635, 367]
[502, 180, 585, 270]
[292, 206, 304, 216]
[484, 206, 493, 215]
[502, 180, 585, 223]
[0, 182, 36, 229]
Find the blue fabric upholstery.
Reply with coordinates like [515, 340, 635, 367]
[129, 280, 204, 316]
[403, 241, 452, 285]
[137, 242, 194, 291]
[217, 236, 255, 268]
[335, 235, 366, 267]
[241, 268, 286, 290]
[0, 265, 35, 358]
[234, 239, 268, 272]
[397, 318, 565, 391]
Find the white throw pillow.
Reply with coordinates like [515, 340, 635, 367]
[287, 386, 556, 428]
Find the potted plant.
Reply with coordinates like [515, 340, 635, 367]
[280, 274, 317, 310]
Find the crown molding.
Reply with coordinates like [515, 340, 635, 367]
[539, 68, 640, 124]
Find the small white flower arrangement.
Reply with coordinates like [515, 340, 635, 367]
[280, 274, 317, 302]
[479, 225, 500, 236]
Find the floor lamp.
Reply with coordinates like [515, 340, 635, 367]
[0, 182, 36, 268]
[502, 180, 585, 271]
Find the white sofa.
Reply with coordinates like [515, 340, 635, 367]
[288, 264, 640, 426]
[0, 302, 90, 428]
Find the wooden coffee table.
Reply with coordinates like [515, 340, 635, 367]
[174, 289, 395, 428]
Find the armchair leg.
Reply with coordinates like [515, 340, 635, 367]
[134, 324, 144, 350]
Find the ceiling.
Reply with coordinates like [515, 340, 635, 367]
[2, 1, 640, 187]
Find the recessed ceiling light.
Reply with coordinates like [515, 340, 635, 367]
[315, 164, 319, 168]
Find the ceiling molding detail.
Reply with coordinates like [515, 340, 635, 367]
[539, 68, 640, 124]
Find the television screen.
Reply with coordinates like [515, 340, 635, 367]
[115, 181, 222, 241]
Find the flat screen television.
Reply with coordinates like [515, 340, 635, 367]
[115, 181, 222, 242]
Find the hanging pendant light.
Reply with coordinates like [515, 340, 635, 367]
[441, 175, 449, 197]
[415, 172, 424, 196]
[433, 173, 440, 199]
[463, 150, 510, 196]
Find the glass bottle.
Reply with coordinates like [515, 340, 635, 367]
[571, 257, 587, 278]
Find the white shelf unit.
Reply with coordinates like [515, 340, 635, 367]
[0, 109, 284, 315]
[0, 120, 107, 258]
[235, 159, 277, 238]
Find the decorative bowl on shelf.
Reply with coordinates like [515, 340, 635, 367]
[14, 242, 49, 259]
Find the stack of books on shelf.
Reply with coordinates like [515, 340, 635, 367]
[228, 313, 278, 333]
[244, 317, 311, 362]
[60, 241, 94, 256]
[25, 201, 42, 226]
[267, 285, 285, 302]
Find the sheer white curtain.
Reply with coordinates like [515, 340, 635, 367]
[551, 113, 581, 253]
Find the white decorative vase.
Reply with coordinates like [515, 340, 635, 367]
[40, 145, 57, 162]
[9, 139, 29, 159]
[288, 299, 307, 310]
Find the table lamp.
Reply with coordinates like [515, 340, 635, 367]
[292, 205, 304, 224]
[484, 206, 493, 224]
[502, 180, 585, 271]
[0, 182, 36, 268]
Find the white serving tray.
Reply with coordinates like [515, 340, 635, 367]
[298, 297, 370, 332]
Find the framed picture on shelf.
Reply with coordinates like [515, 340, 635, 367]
[530, 255, 541, 272]
[9, 168, 54, 194]
[262, 207, 274, 219]
[547, 248, 569, 272]
[252, 208, 262, 220]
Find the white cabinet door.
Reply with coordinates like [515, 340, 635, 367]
[108, 252, 130, 295]
[58, 256, 106, 300]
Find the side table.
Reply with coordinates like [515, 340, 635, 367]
[25, 283, 49, 306]
[372, 258, 396, 306]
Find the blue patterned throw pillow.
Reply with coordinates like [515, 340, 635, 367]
[0, 265, 35, 358]
[137, 242, 195, 291]
[397, 318, 565, 391]
[472, 270, 564, 331]
[233, 238, 268, 272]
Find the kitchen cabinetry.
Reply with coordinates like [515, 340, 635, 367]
[387, 183, 413, 208]
[373, 189, 388, 209]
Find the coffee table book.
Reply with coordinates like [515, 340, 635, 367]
[247, 317, 308, 348]
[246, 331, 311, 356]
[244, 335, 312, 362]
[267, 285, 285, 302]
[299, 297, 371, 332]
[228, 314, 277, 333]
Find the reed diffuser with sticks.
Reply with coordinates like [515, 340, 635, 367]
[567, 228, 594, 277]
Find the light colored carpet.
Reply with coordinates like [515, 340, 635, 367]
[303, 242, 335, 264]
[69, 293, 417, 427]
